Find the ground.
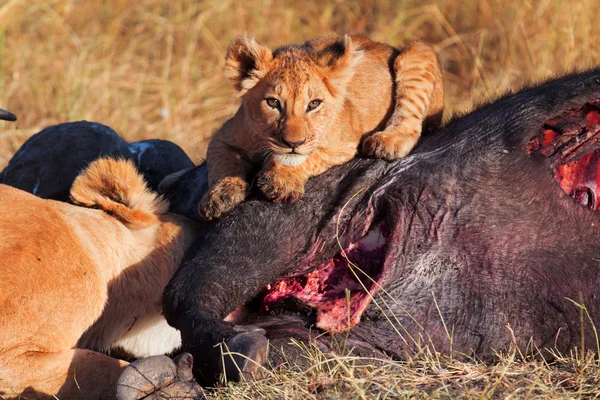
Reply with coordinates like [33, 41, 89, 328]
[206, 345, 600, 399]
[1, 0, 600, 398]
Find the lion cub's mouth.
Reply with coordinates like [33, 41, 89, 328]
[274, 153, 308, 167]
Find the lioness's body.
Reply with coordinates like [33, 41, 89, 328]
[0, 159, 196, 399]
[200, 35, 444, 219]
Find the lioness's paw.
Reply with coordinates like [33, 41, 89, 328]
[257, 169, 305, 203]
[199, 178, 248, 220]
[117, 353, 204, 400]
[361, 131, 420, 161]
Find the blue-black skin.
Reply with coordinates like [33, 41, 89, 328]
[0, 121, 193, 201]
[163, 69, 600, 383]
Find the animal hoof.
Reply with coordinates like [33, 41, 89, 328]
[220, 331, 269, 382]
[173, 352, 195, 382]
[117, 354, 203, 400]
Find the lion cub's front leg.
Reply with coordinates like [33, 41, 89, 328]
[257, 150, 352, 203]
[257, 159, 308, 203]
[199, 138, 253, 220]
[362, 41, 444, 160]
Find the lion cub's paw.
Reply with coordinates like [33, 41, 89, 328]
[257, 168, 305, 204]
[361, 131, 420, 161]
[199, 177, 248, 220]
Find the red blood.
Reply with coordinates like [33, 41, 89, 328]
[528, 100, 600, 211]
[262, 224, 389, 334]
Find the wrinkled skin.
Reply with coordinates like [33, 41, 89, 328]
[163, 69, 600, 384]
[0, 121, 194, 201]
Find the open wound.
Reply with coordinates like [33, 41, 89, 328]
[527, 100, 600, 210]
[262, 224, 389, 334]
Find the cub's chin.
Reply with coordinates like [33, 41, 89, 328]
[273, 153, 308, 167]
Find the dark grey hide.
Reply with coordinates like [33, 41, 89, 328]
[0, 121, 193, 201]
[163, 69, 600, 384]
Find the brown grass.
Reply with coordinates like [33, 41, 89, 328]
[206, 343, 600, 399]
[1, 0, 599, 169]
[1, 0, 600, 398]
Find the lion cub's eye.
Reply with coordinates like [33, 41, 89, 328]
[266, 98, 281, 110]
[307, 99, 322, 112]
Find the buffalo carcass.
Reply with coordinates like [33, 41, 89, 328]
[162, 68, 600, 384]
[0, 121, 194, 202]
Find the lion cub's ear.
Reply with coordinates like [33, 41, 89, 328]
[225, 36, 273, 96]
[314, 35, 363, 98]
[70, 158, 169, 229]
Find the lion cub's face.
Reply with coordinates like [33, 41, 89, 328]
[225, 36, 362, 167]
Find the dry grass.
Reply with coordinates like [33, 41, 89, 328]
[206, 342, 600, 399]
[0, 0, 599, 168]
[1, 0, 600, 398]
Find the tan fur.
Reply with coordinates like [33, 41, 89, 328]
[70, 157, 169, 227]
[199, 35, 445, 220]
[0, 158, 197, 399]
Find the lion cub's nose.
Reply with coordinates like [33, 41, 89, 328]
[282, 137, 306, 149]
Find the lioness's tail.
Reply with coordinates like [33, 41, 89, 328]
[70, 158, 169, 228]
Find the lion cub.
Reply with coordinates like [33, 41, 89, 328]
[199, 35, 444, 220]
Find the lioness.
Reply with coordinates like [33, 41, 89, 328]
[0, 158, 198, 399]
[199, 35, 444, 220]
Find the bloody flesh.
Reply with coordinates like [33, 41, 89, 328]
[262, 224, 389, 334]
[528, 100, 600, 210]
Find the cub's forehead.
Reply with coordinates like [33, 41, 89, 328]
[270, 51, 314, 77]
[267, 48, 324, 97]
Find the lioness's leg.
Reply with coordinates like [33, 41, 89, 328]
[0, 349, 127, 399]
[199, 137, 253, 220]
[362, 41, 444, 160]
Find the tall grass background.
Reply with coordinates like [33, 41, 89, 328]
[0, 0, 598, 169]
[1, 0, 600, 397]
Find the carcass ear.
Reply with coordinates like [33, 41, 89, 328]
[314, 35, 363, 98]
[225, 36, 273, 96]
[70, 158, 169, 229]
[0, 108, 16, 121]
